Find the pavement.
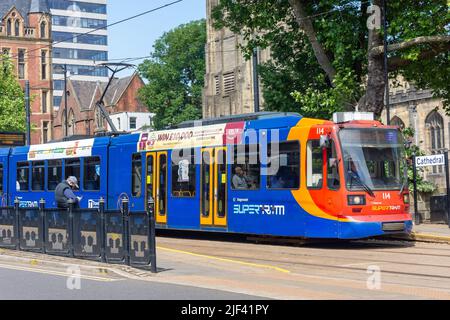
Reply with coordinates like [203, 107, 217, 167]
[409, 223, 450, 243]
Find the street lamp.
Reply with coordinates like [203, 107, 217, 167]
[54, 63, 69, 137]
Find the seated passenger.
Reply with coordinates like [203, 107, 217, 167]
[232, 166, 250, 190]
[270, 175, 286, 189]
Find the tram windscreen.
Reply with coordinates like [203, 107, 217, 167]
[339, 128, 407, 191]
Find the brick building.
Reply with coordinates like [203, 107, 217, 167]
[0, 0, 53, 145]
[52, 72, 151, 139]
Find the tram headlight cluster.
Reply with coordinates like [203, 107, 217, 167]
[348, 195, 366, 206]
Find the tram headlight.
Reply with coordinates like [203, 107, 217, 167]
[348, 195, 366, 206]
[403, 193, 410, 204]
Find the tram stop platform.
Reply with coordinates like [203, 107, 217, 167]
[407, 223, 450, 243]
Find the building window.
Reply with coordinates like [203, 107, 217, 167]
[42, 91, 48, 113]
[41, 51, 47, 80]
[391, 116, 405, 130]
[426, 110, 445, 174]
[18, 49, 25, 79]
[171, 149, 196, 197]
[68, 110, 75, 136]
[214, 75, 220, 95]
[84, 157, 100, 191]
[42, 121, 49, 143]
[14, 20, 20, 36]
[130, 117, 137, 130]
[40, 21, 46, 38]
[223, 72, 235, 96]
[117, 118, 121, 130]
[53, 96, 62, 108]
[6, 19, 12, 36]
[267, 141, 300, 190]
[131, 153, 142, 197]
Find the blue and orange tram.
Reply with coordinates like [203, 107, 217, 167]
[0, 112, 413, 239]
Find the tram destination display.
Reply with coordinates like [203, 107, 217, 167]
[0, 132, 25, 147]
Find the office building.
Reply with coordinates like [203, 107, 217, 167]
[47, 0, 109, 109]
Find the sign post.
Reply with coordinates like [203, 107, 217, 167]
[415, 153, 450, 227]
[445, 151, 450, 228]
[413, 153, 419, 224]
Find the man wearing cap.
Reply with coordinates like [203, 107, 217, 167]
[55, 176, 82, 209]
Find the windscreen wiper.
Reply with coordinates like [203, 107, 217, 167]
[351, 174, 375, 197]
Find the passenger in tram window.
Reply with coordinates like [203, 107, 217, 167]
[232, 166, 250, 190]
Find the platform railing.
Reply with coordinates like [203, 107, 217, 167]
[0, 197, 157, 273]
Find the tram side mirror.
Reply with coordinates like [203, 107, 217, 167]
[320, 135, 330, 149]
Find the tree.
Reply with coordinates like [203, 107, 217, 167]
[0, 56, 26, 132]
[213, 0, 449, 119]
[138, 20, 206, 129]
[402, 127, 435, 193]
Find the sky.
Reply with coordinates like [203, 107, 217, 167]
[107, 0, 206, 76]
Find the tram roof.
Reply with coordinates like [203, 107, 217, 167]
[173, 112, 302, 128]
[110, 112, 304, 146]
[0, 147, 10, 156]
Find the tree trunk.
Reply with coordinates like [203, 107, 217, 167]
[288, 0, 337, 85]
[361, 0, 385, 118]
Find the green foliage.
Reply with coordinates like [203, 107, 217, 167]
[138, 20, 206, 130]
[0, 56, 26, 132]
[402, 127, 436, 193]
[213, 0, 449, 118]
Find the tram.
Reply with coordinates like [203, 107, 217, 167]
[0, 112, 412, 239]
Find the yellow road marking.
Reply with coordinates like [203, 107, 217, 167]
[157, 246, 291, 274]
[0, 263, 122, 282]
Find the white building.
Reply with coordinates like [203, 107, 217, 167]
[48, 0, 109, 109]
[109, 112, 155, 133]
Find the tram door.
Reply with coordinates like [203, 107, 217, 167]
[200, 147, 227, 227]
[146, 152, 168, 224]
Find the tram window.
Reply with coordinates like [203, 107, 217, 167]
[231, 144, 260, 190]
[16, 162, 29, 191]
[84, 157, 100, 191]
[31, 161, 45, 191]
[47, 160, 62, 191]
[0, 164, 3, 195]
[131, 153, 142, 197]
[267, 141, 300, 190]
[327, 141, 340, 190]
[171, 149, 196, 197]
[307, 140, 323, 188]
[65, 159, 80, 189]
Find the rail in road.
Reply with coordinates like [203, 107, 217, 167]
[1, 234, 450, 299]
[152, 236, 450, 299]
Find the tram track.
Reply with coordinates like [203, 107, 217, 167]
[156, 236, 450, 288]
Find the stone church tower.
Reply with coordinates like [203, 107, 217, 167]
[203, 0, 271, 118]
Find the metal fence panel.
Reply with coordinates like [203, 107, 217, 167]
[73, 209, 102, 260]
[105, 210, 126, 263]
[129, 212, 151, 267]
[0, 207, 17, 248]
[19, 209, 44, 252]
[45, 209, 70, 255]
[0, 199, 157, 273]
